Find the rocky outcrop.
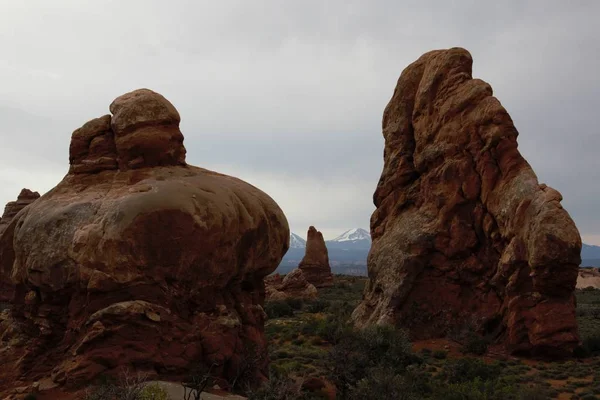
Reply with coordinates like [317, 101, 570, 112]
[351, 48, 581, 357]
[577, 268, 600, 289]
[298, 226, 333, 288]
[0, 189, 40, 303]
[265, 269, 318, 301]
[0, 189, 40, 237]
[0, 89, 289, 395]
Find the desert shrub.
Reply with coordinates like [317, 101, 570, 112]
[326, 300, 355, 317]
[84, 380, 117, 400]
[583, 333, 600, 355]
[462, 331, 490, 355]
[285, 297, 304, 311]
[247, 375, 308, 400]
[440, 358, 502, 384]
[305, 299, 328, 313]
[138, 384, 168, 400]
[430, 378, 520, 400]
[300, 317, 320, 336]
[329, 325, 418, 398]
[432, 350, 447, 359]
[265, 301, 294, 319]
[230, 341, 267, 392]
[348, 367, 431, 400]
[84, 369, 149, 400]
[182, 363, 217, 400]
[448, 317, 492, 356]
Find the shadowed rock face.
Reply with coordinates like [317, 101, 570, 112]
[351, 48, 581, 357]
[0, 89, 289, 394]
[299, 226, 333, 288]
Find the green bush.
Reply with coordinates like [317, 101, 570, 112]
[305, 299, 328, 313]
[583, 333, 600, 355]
[24, 395, 37, 400]
[432, 350, 447, 359]
[285, 297, 304, 311]
[329, 325, 419, 398]
[348, 367, 429, 400]
[265, 301, 294, 319]
[462, 332, 490, 356]
[247, 375, 308, 400]
[431, 378, 519, 400]
[139, 384, 168, 400]
[440, 358, 502, 384]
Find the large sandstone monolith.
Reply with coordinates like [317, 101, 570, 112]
[0, 89, 289, 395]
[298, 226, 333, 288]
[351, 48, 581, 357]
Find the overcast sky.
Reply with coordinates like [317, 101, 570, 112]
[0, 1, 598, 243]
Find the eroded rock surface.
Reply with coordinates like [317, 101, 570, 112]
[0, 189, 40, 303]
[351, 48, 581, 357]
[0, 89, 289, 395]
[298, 226, 333, 288]
[265, 269, 318, 301]
[577, 268, 600, 289]
[0, 189, 40, 237]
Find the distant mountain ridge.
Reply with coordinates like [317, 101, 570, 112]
[328, 228, 371, 250]
[279, 228, 370, 274]
[289, 233, 306, 249]
[582, 244, 600, 267]
[279, 230, 600, 272]
[287, 228, 371, 250]
[582, 243, 600, 259]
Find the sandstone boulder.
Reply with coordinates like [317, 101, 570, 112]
[0, 89, 289, 395]
[265, 269, 318, 301]
[351, 48, 581, 357]
[577, 268, 600, 289]
[298, 226, 333, 288]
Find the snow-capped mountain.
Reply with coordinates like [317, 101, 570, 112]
[331, 228, 371, 242]
[326, 228, 371, 250]
[289, 232, 307, 249]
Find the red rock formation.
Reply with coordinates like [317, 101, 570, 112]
[351, 48, 581, 357]
[0, 89, 289, 396]
[0, 189, 40, 303]
[577, 268, 600, 289]
[0, 189, 40, 237]
[298, 226, 333, 288]
[265, 269, 318, 301]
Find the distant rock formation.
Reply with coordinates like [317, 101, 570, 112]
[351, 48, 581, 357]
[299, 226, 333, 288]
[577, 268, 600, 289]
[0, 89, 289, 396]
[0, 189, 39, 303]
[265, 269, 318, 301]
[0, 188, 39, 237]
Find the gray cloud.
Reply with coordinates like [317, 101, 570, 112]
[0, 0, 598, 241]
